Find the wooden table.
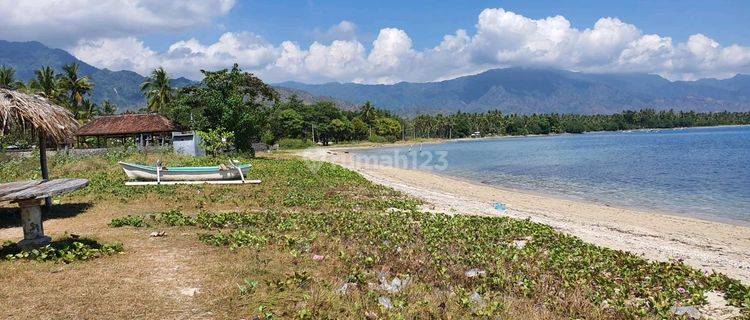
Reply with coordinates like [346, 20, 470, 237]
[0, 179, 89, 248]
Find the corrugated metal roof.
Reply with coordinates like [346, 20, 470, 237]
[76, 113, 176, 136]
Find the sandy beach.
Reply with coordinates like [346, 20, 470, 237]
[300, 147, 750, 284]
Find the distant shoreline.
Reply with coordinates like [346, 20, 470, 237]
[330, 123, 750, 151]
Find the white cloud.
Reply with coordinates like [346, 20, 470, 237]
[68, 8, 750, 83]
[313, 21, 358, 42]
[0, 0, 236, 46]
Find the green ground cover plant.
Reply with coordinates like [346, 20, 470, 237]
[2, 149, 748, 319]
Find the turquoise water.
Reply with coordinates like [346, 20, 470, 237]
[353, 126, 750, 224]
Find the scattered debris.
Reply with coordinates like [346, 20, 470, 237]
[670, 306, 701, 319]
[179, 287, 200, 297]
[493, 202, 507, 212]
[470, 292, 486, 309]
[512, 236, 533, 249]
[336, 283, 357, 295]
[312, 254, 325, 261]
[150, 231, 166, 237]
[369, 275, 411, 293]
[378, 296, 393, 309]
[465, 268, 486, 278]
[364, 311, 378, 319]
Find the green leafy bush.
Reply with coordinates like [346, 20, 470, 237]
[108, 215, 148, 228]
[1, 238, 123, 263]
[277, 138, 314, 150]
[153, 210, 196, 226]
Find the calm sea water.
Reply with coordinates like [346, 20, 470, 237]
[353, 126, 750, 224]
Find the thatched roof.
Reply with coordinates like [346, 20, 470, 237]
[0, 88, 78, 143]
[76, 113, 176, 137]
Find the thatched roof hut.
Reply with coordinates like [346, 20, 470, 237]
[0, 88, 78, 210]
[0, 88, 78, 143]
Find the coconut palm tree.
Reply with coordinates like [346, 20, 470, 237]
[140, 67, 173, 113]
[100, 100, 117, 115]
[58, 62, 94, 116]
[0, 66, 22, 90]
[32, 66, 58, 98]
[359, 101, 375, 124]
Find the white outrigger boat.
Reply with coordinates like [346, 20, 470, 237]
[119, 161, 260, 185]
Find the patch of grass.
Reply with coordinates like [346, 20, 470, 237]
[108, 215, 149, 228]
[1, 237, 123, 263]
[152, 209, 196, 226]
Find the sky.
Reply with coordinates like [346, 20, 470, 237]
[0, 0, 748, 83]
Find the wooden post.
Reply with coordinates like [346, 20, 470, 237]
[38, 134, 52, 211]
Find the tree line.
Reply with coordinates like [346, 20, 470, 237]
[4, 63, 750, 153]
[408, 109, 750, 139]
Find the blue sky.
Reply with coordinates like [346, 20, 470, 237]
[143, 0, 750, 51]
[1, 0, 749, 83]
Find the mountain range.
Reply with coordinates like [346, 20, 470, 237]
[2, 40, 750, 116]
[279, 68, 750, 115]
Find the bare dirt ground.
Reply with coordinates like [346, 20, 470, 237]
[0, 201, 219, 320]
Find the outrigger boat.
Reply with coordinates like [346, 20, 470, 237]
[118, 161, 260, 185]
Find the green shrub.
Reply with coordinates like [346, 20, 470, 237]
[277, 138, 314, 150]
[108, 215, 148, 228]
[367, 134, 395, 143]
[1, 238, 123, 263]
[153, 210, 196, 226]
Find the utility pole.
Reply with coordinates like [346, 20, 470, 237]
[311, 124, 316, 143]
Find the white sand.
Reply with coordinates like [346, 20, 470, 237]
[300, 147, 750, 284]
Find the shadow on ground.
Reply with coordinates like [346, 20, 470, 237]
[0, 203, 92, 228]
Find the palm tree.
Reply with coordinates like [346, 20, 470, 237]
[0, 66, 22, 90]
[58, 62, 94, 115]
[140, 67, 173, 113]
[100, 100, 117, 115]
[359, 101, 375, 124]
[33, 66, 58, 98]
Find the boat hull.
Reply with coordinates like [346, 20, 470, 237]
[118, 162, 251, 181]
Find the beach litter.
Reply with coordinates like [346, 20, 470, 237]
[378, 296, 393, 309]
[337, 283, 357, 295]
[670, 305, 701, 319]
[470, 292, 486, 309]
[512, 236, 534, 249]
[312, 254, 325, 261]
[180, 287, 200, 297]
[370, 274, 410, 293]
[465, 268, 486, 278]
[493, 202, 507, 212]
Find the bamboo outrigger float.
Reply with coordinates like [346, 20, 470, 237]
[119, 161, 261, 185]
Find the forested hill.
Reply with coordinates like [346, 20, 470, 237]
[0, 40, 350, 112]
[0, 40, 195, 110]
[278, 68, 750, 116]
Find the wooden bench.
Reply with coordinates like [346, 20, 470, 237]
[0, 179, 89, 248]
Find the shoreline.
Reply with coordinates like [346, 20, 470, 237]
[299, 147, 750, 284]
[329, 123, 750, 150]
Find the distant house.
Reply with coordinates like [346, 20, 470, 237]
[76, 113, 176, 148]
